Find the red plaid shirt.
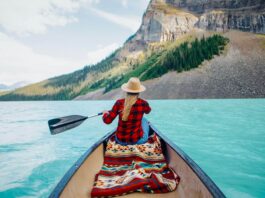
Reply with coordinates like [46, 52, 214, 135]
[103, 98, 151, 144]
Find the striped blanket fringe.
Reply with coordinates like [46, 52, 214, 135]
[91, 133, 180, 197]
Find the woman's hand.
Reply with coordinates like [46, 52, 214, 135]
[102, 110, 109, 115]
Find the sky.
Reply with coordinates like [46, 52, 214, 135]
[0, 0, 150, 85]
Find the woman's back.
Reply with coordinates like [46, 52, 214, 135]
[103, 97, 151, 144]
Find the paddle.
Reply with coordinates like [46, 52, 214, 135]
[48, 112, 103, 135]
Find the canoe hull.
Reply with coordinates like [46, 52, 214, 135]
[49, 123, 225, 198]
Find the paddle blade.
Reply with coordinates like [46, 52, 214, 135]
[48, 115, 88, 135]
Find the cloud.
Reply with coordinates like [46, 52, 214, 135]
[119, 0, 149, 9]
[121, 0, 128, 7]
[0, 32, 86, 84]
[87, 43, 120, 64]
[0, 0, 99, 35]
[90, 7, 141, 32]
[88, 0, 100, 4]
[0, 0, 146, 35]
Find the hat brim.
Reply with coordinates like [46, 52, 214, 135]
[121, 83, 146, 93]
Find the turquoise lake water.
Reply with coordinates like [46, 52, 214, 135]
[0, 99, 264, 198]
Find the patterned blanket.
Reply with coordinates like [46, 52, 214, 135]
[91, 133, 180, 197]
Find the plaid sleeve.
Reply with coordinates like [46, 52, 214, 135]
[103, 100, 120, 124]
[144, 101, 151, 114]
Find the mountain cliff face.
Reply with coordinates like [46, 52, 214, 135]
[135, 1, 198, 42]
[125, 0, 264, 49]
[123, 0, 198, 55]
[166, 0, 265, 13]
[118, 0, 199, 62]
[188, 0, 265, 33]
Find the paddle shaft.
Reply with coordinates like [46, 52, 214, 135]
[87, 112, 103, 119]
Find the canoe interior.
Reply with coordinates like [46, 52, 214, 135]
[50, 123, 225, 198]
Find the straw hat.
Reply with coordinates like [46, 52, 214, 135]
[121, 77, 146, 93]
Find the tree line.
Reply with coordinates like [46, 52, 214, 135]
[102, 34, 229, 92]
[141, 34, 229, 80]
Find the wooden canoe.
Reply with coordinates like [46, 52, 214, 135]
[49, 122, 225, 198]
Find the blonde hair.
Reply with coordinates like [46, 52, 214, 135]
[122, 93, 139, 121]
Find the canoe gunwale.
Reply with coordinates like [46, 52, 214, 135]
[48, 129, 115, 198]
[150, 123, 226, 198]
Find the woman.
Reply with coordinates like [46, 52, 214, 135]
[92, 79, 179, 197]
[102, 77, 151, 145]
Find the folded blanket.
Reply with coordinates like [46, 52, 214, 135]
[91, 133, 180, 197]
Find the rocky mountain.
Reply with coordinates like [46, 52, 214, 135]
[1, 0, 264, 100]
[125, 0, 265, 49]
[119, 0, 200, 59]
[117, 0, 265, 68]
